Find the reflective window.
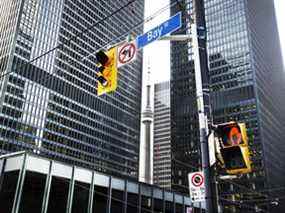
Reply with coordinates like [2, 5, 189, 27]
[92, 185, 108, 213]
[19, 171, 46, 213]
[111, 189, 124, 213]
[126, 192, 138, 213]
[141, 185, 152, 213]
[47, 176, 70, 213]
[72, 181, 90, 213]
[141, 195, 152, 213]
[0, 171, 20, 213]
[153, 198, 163, 213]
[165, 201, 174, 213]
[176, 203, 183, 213]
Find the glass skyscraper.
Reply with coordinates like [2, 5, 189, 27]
[170, 0, 201, 195]
[171, 0, 285, 212]
[153, 81, 171, 189]
[0, 0, 144, 180]
[207, 0, 285, 212]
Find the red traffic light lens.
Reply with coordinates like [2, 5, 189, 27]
[220, 125, 242, 146]
[229, 127, 241, 145]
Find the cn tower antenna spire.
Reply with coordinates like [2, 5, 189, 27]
[147, 58, 151, 83]
[146, 58, 151, 107]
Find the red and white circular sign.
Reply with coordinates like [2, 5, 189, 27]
[118, 41, 137, 67]
[188, 171, 205, 202]
[191, 172, 204, 187]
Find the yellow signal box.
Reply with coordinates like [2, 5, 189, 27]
[95, 47, 118, 96]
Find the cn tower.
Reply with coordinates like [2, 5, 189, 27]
[140, 66, 153, 184]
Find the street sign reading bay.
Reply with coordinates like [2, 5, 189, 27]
[137, 12, 182, 49]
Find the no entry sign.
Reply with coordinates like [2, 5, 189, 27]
[188, 171, 205, 202]
[117, 41, 137, 67]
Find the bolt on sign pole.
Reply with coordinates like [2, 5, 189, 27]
[192, 0, 214, 212]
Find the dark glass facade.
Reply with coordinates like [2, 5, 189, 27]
[0, 152, 203, 213]
[153, 81, 171, 189]
[0, 0, 144, 179]
[170, 0, 201, 195]
[206, 0, 285, 212]
[171, 0, 285, 212]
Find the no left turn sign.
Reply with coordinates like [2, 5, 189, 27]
[117, 41, 137, 67]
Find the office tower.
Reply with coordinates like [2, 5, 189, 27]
[153, 81, 171, 189]
[0, 0, 144, 179]
[170, 0, 201, 195]
[206, 0, 285, 212]
[171, 0, 285, 212]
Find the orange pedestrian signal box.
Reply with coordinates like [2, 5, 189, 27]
[215, 122, 252, 175]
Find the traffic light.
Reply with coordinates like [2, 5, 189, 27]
[215, 122, 252, 175]
[95, 47, 118, 96]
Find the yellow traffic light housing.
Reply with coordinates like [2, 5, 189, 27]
[215, 122, 252, 175]
[95, 47, 118, 96]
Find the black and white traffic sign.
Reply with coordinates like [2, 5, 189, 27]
[117, 41, 137, 67]
[188, 171, 205, 202]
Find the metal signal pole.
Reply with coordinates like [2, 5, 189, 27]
[159, 1, 216, 210]
[192, 0, 214, 212]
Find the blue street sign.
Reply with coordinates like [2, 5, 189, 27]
[137, 12, 182, 49]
